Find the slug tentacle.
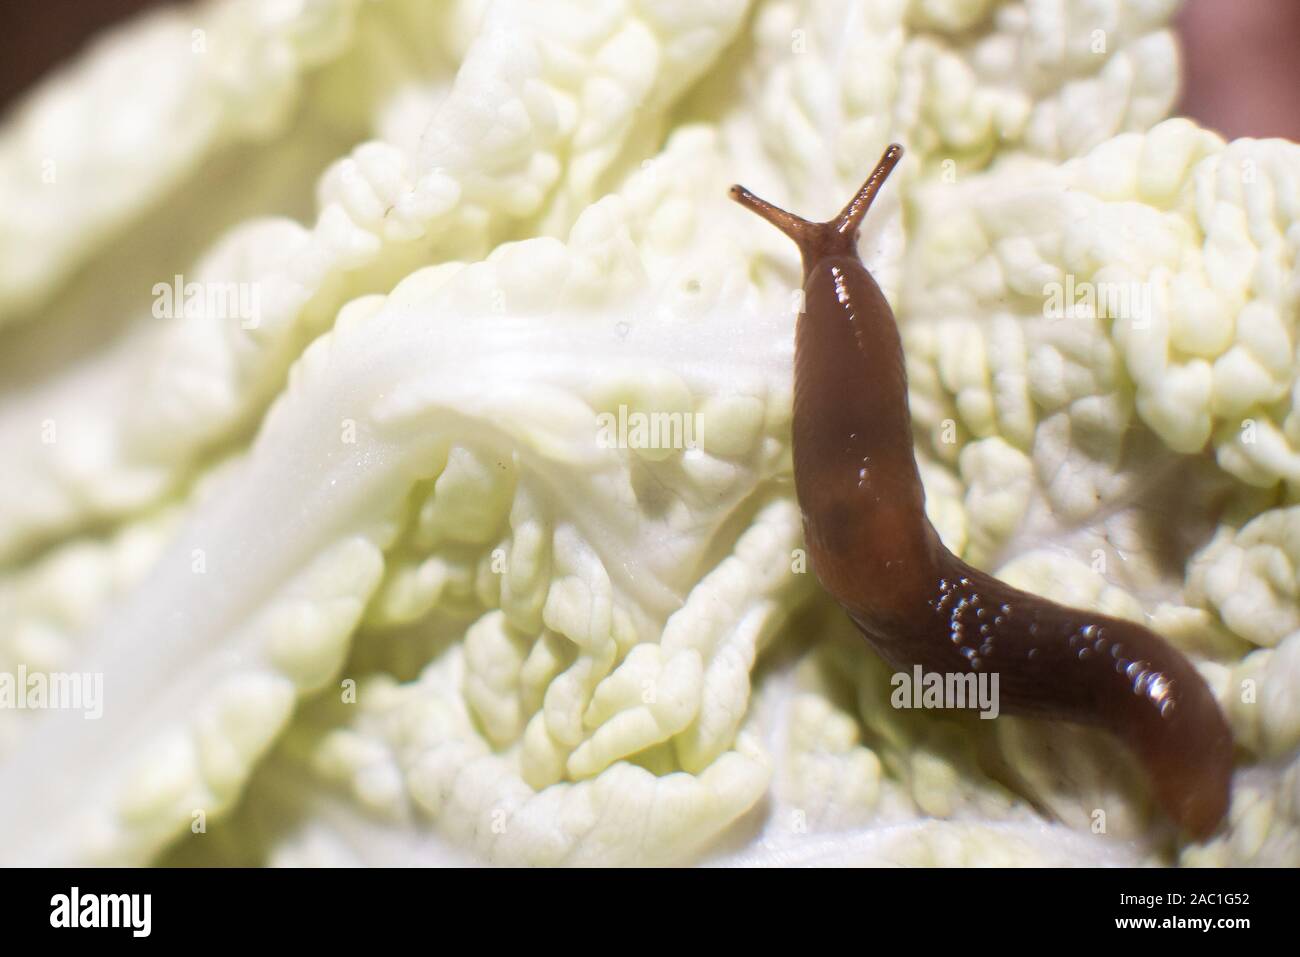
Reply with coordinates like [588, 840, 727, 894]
[830, 143, 903, 238]
[727, 184, 816, 245]
[729, 143, 1234, 839]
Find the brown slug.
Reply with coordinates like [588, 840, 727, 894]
[730, 144, 1234, 839]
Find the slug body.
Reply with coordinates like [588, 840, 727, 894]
[730, 145, 1234, 839]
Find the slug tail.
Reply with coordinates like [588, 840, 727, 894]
[897, 557, 1236, 840]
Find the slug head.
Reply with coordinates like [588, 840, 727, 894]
[729, 144, 903, 263]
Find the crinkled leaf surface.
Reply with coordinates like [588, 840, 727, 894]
[0, 0, 1297, 866]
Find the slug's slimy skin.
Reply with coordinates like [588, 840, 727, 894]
[730, 145, 1234, 839]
